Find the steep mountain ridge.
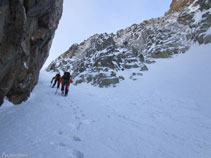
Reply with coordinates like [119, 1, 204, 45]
[47, 0, 211, 87]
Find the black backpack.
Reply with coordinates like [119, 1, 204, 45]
[63, 72, 70, 81]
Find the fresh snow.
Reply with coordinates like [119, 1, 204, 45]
[193, 11, 203, 24]
[206, 27, 211, 36]
[24, 62, 28, 69]
[0, 44, 211, 158]
[187, 0, 199, 12]
[193, 8, 211, 25]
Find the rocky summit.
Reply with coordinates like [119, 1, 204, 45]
[47, 0, 211, 88]
[0, 0, 63, 105]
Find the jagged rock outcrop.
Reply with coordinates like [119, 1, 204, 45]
[0, 0, 63, 105]
[167, 0, 211, 14]
[47, 0, 210, 87]
[166, 0, 195, 14]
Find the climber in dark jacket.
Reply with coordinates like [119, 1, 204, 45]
[58, 72, 73, 96]
[51, 73, 61, 88]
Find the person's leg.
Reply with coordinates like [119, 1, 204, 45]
[56, 79, 60, 88]
[52, 79, 57, 88]
[65, 84, 70, 96]
[61, 80, 64, 94]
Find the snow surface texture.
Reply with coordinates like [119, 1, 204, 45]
[0, 44, 211, 158]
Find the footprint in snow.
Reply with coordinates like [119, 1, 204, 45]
[67, 123, 78, 130]
[73, 111, 77, 115]
[73, 136, 82, 142]
[82, 119, 95, 124]
[72, 108, 77, 111]
[49, 141, 66, 148]
[75, 116, 81, 120]
[58, 130, 63, 135]
[67, 119, 95, 131]
[58, 142, 66, 147]
[81, 114, 86, 117]
[56, 103, 63, 108]
[67, 149, 84, 158]
[76, 122, 82, 130]
[118, 114, 127, 119]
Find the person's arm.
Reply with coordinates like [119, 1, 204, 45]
[70, 78, 73, 83]
[51, 77, 55, 83]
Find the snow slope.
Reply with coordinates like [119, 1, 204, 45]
[0, 44, 211, 158]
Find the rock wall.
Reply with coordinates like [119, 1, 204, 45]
[0, 0, 63, 105]
[166, 0, 195, 14]
[166, 0, 211, 14]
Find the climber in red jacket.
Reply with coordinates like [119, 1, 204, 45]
[51, 73, 61, 88]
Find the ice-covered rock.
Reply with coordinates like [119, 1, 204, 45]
[47, 0, 210, 87]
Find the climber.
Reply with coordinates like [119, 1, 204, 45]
[51, 73, 61, 88]
[58, 72, 73, 96]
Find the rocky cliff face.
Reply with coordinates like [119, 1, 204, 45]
[0, 0, 63, 105]
[47, 0, 211, 88]
[166, 0, 195, 14]
[167, 0, 211, 14]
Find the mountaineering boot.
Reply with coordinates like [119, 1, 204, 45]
[65, 90, 68, 96]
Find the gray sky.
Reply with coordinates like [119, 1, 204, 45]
[43, 0, 172, 68]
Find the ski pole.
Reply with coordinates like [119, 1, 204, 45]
[55, 88, 58, 94]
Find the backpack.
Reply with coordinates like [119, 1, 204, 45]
[63, 72, 70, 83]
[56, 74, 60, 80]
